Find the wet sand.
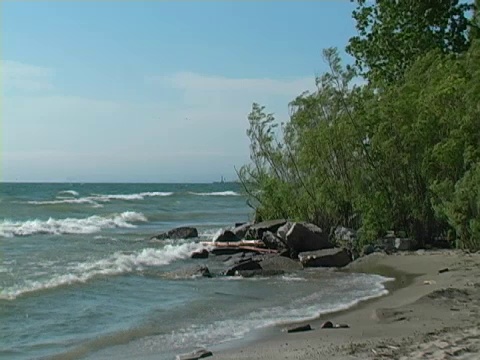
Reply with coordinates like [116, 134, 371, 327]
[216, 250, 480, 359]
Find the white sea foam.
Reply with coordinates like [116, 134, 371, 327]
[57, 190, 80, 197]
[189, 191, 240, 196]
[27, 192, 173, 206]
[91, 192, 173, 202]
[0, 242, 205, 300]
[0, 211, 147, 237]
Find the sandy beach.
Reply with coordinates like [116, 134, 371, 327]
[216, 250, 480, 359]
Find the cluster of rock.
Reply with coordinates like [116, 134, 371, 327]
[151, 221, 421, 279]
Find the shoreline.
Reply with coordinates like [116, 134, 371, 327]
[214, 249, 480, 359]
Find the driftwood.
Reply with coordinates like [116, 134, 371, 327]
[201, 240, 265, 247]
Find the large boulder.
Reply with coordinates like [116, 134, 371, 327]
[152, 226, 198, 240]
[262, 231, 287, 251]
[299, 248, 351, 268]
[214, 229, 240, 243]
[232, 222, 252, 239]
[225, 259, 262, 276]
[259, 255, 302, 272]
[276, 222, 293, 241]
[285, 222, 333, 256]
[245, 219, 287, 240]
[333, 226, 357, 249]
[191, 249, 209, 259]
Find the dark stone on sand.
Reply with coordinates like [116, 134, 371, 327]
[321, 321, 333, 328]
[214, 229, 240, 242]
[176, 348, 213, 360]
[287, 324, 312, 333]
[285, 222, 334, 256]
[191, 249, 209, 259]
[439, 268, 449, 274]
[152, 226, 198, 240]
[262, 231, 287, 250]
[225, 259, 262, 276]
[299, 248, 351, 268]
[245, 219, 287, 240]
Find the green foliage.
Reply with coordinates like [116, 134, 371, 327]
[239, 3, 480, 251]
[347, 0, 473, 83]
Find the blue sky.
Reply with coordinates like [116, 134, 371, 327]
[2, 1, 357, 182]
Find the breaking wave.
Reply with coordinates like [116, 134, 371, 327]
[189, 191, 240, 196]
[0, 242, 205, 300]
[57, 190, 80, 196]
[0, 211, 147, 237]
[27, 192, 173, 206]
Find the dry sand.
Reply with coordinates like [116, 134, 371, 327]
[216, 250, 480, 359]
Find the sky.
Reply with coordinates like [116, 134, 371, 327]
[2, 1, 358, 183]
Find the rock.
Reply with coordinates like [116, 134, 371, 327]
[299, 248, 351, 268]
[225, 259, 262, 276]
[232, 222, 252, 239]
[214, 229, 240, 243]
[152, 226, 198, 240]
[176, 348, 213, 360]
[438, 268, 449, 274]
[321, 321, 333, 328]
[191, 249, 209, 259]
[262, 231, 287, 250]
[245, 219, 287, 240]
[362, 244, 375, 256]
[287, 324, 312, 333]
[395, 237, 416, 251]
[259, 255, 302, 272]
[333, 226, 357, 247]
[277, 222, 293, 241]
[237, 269, 285, 277]
[285, 222, 334, 256]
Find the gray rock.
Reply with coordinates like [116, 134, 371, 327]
[259, 255, 302, 272]
[285, 222, 333, 255]
[152, 226, 198, 240]
[214, 229, 240, 243]
[333, 226, 357, 244]
[245, 219, 287, 240]
[225, 259, 262, 276]
[237, 269, 285, 277]
[276, 222, 293, 241]
[395, 237, 416, 251]
[299, 248, 351, 268]
[191, 249, 209, 259]
[232, 222, 252, 239]
[287, 324, 312, 333]
[262, 231, 287, 250]
[176, 348, 213, 360]
[362, 244, 375, 256]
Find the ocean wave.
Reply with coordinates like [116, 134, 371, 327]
[57, 190, 80, 197]
[28, 192, 173, 206]
[0, 211, 147, 237]
[146, 274, 391, 352]
[189, 191, 240, 196]
[0, 242, 205, 300]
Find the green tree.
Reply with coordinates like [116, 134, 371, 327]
[347, 0, 473, 83]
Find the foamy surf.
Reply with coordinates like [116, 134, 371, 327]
[0, 211, 147, 237]
[189, 191, 240, 196]
[28, 191, 173, 206]
[0, 242, 205, 300]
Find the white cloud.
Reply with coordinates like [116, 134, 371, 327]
[2, 60, 54, 92]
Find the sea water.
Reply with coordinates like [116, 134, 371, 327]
[0, 183, 390, 359]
